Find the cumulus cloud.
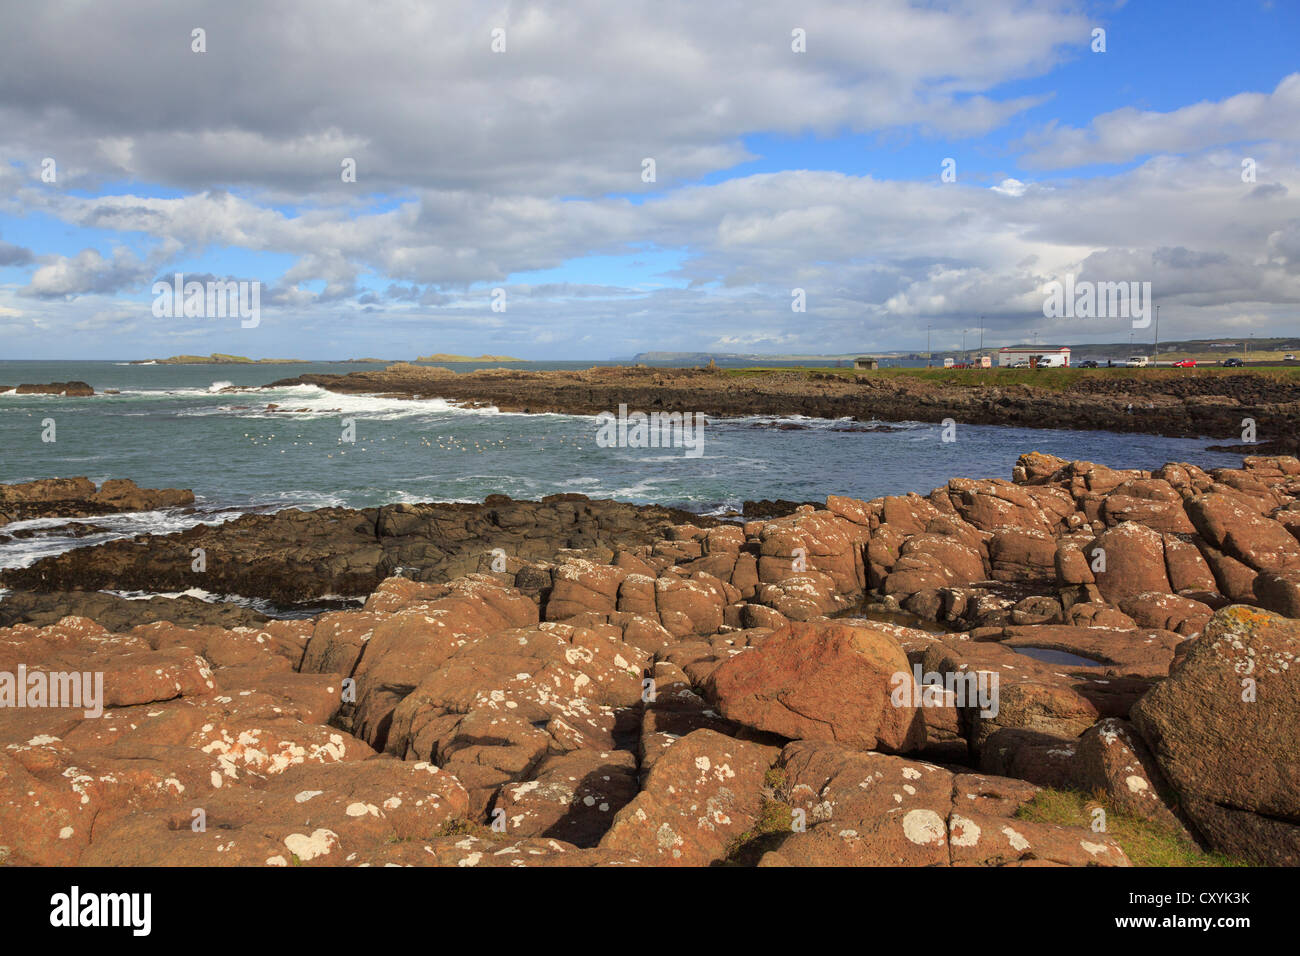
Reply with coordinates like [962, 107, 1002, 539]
[24, 247, 155, 298]
[1021, 73, 1300, 169]
[0, 0, 1087, 197]
[1, 1, 1297, 357]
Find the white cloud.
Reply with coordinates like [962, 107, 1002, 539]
[1021, 73, 1300, 169]
[0, 0, 1088, 196]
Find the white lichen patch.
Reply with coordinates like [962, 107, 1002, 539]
[284, 828, 339, 861]
[1002, 826, 1031, 852]
[949, 814, 981, 847]
[902, 808, 946, 846]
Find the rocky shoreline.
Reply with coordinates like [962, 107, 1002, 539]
[0, 477, 193, 528]
[262, 363, 1300, 450]
[0, 453, 1297, 867]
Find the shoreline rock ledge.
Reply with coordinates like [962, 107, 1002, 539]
[0, 381, 94, 396]
[0, 477, 194, 528]
[0, 452, 1296, 867]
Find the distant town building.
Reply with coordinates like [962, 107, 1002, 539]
[853, 356, 879, 370]
[997, 346, 1071, 368]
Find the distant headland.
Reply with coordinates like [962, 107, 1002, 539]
[130, 353, 523, 365]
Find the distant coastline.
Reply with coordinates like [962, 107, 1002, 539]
[129, 353, 524, 365]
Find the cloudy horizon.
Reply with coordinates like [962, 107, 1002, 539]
[1, 0, 1297, 360]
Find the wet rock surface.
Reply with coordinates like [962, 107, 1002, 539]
[0, 381, 95, 397]
[1, 494, 716, 603]
[0, 477, 193, 527]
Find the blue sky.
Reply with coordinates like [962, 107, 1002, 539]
[1, 0, 1297, 359]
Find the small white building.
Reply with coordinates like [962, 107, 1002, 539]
[998, 346, 1071, 368]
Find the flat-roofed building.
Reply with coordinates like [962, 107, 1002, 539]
[997, 346, 1071, 367]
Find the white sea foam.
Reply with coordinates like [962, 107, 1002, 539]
[171, 384, 502, 421]
[0, 508, 245, 570]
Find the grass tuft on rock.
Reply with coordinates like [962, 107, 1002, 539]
[1015, 788, 1249, 867]
[431, 817, 501, 841]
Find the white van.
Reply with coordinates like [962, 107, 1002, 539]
[1126, 355, 1149, 368]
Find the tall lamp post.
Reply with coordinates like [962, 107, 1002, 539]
[1153, 304, 1160, 367]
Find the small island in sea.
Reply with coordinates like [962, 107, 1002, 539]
[415, 353, 524, 363]
[131, 353, 306, 365]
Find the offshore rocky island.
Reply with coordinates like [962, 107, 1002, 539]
[1, 426, 1297, 866]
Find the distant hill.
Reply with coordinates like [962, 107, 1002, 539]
[415, 353, 524, 363]
[132, 353, 304, 365]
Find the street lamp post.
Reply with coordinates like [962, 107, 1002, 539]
[1153, 304, 1160, 366]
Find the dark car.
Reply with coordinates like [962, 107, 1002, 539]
[1223, 358, 1244, 367]
[1079, 360, 1099, 368]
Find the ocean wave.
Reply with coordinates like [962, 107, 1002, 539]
[0, 507, 246, 570]
[170, 384, 503, 421]
[102, 588, 364, 617]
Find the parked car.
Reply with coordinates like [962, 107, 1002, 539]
[1079, 360, 1099, 368]
[1223, 358, 1244, 367]
[1287, 354, 1296, 361]
[1010, 360, 1030, 368]
[1126, 356, 1150, 368]
[1172, 359, 1197, 367]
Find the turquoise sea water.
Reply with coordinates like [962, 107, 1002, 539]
[0, 360, 1245, 573]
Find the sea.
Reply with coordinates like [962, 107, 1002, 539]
[0, 359, 1246, 575]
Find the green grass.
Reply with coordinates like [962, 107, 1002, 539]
[724, 768, 797, 864]
[719, 774, 1253, 866]
[721, 364, 1300, 391]
[1015, 788, 1250, 867]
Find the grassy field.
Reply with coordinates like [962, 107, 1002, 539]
[1159, 349, 1297, 363]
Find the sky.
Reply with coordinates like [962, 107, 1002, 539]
[0, 0, 1297, 360]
